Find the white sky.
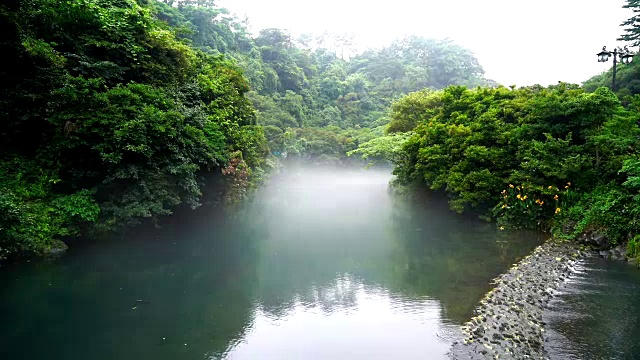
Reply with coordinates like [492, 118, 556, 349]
[217, 0, 634, 86]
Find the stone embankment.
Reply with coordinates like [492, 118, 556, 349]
[449, 241, 584, 359]
[577, 229, 637, 265]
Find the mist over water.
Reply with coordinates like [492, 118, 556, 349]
[0, 165, 544, 360]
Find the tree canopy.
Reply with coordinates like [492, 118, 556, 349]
[619, 0, 640, 46]
[0, 0, 268, 259]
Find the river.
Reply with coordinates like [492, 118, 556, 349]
[544, 256, 640, 360]
[0, 166, 548, 359]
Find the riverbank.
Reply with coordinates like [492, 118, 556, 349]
[448, 240, 584, 359]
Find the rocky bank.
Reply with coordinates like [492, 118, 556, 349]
[448, 241, 584, 359]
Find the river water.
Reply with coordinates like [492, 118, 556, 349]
[544, 256, 640, 360]
[0, 166, 546, 359]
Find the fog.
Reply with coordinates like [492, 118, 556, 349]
[218, 0, 632, 86]
[0, 165, 544, 359]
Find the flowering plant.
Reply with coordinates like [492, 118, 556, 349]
[492, 182, 575, 230]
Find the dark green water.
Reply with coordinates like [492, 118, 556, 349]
[0, 166, 544, 360]
[545, 257, 640, 360]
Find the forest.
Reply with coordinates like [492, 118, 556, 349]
[1, 0, 640, 261]
[0, 0, 491, 259]
[354, 0, 640, 261]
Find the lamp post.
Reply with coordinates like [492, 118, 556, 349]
[597, 46, 634, 91]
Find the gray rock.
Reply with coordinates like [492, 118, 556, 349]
[577, 231, 592, 244]
[562, 221, 577, 235]
[603, 244, 628, 261]
[599, 250, 610, 258]
[44, 239, 68, 257]
[578, 230, 609, 249]
[591, 232, 608, 248]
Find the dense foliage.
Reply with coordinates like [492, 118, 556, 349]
[360, 83, 640, 258]
[0, 0, 269, 259]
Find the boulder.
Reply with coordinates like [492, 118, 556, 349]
[591, 232, 608, 248]
[44, 239, 68, 257]
[578, 230, 609, 249]
[611, 244, 627, 261]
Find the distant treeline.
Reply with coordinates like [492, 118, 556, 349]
[152, 0, 493, 162]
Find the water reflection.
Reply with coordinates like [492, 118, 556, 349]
[0, 166, 543, 360]
[223, 274, 455, 360]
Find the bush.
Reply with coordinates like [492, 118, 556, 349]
[553, 186, 634, 245]
[493, 182, 575, 231]
[386, 84, 640, 244]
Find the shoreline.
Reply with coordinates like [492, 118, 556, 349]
[448, 240, 584, 359]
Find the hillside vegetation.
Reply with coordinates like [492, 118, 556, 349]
[0, 0, 491, 259]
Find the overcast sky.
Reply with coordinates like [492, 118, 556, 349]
[217, 0, 633, 86]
